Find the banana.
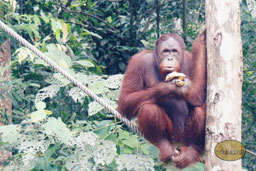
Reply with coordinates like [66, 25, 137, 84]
[165, 72, 186, 87]
[175, 79, 185, 87]
[165, 72, 186, 82]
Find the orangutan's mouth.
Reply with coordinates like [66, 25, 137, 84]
[162, 67, 175, 72]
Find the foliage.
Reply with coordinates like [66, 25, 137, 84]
[0, 115, 155, 170]
[0, 0, 255, 170]
[241, 1, 256, 170]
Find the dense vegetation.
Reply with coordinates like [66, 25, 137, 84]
[0, 0, 255, 170]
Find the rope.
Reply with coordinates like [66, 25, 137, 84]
[0, 20, 140, 135]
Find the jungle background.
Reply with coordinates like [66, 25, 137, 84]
[0, 0, 255, 170]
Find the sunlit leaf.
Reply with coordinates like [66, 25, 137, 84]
[104, 74, 123, 89]
[61, 22, 69, 43]
[29, 110, 47, 122]
[88, 80, 109, 94]
[42, 117, 73, 145]
[88, 101, 104, 116]
[106, 16, 112, 23]
[0, 124, 20, 144]
[35, 101, 46, 110]
[75, 60, 95, 69]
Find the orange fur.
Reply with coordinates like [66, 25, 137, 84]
[117, 30, 207, 168]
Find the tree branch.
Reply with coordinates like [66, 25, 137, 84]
[58, 6, 117, 31]
[196, 0, 204, 24]
[56, 0, 73, 18]
[134, 8, 154, 26]
[140, 15, 153, 39]
[182, 0, 187, 42]
[242, 81, 256, 101]
[66, 21, 116, 33]
[155, 0, 160, 38]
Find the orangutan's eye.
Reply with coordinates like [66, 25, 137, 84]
[171, 49, 178, 53]
[163, 49, 170, 55]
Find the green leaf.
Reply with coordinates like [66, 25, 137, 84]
[55, 29, 61, 39]
[53, 73, 70, 86]
[12, 110, 25, 115]
[29, 110, 47, 122]
[140, 39, 149, 47]
[75, 60, 95, 69]
[44, 142, 61, 158]
[50, 18, 62, 33]
[15, 47, 36, 63]
[88, 101, 104, 116]
[68, 87, 87, 103]
[42, 117, 73, 144]
[139, 144, 150, 155]
[82, 29, 102, 39]
[61, 22, 69, 43]
[117, 129, 130, 140]
[0, 125, 20, 144]
[123, 145, 134, 154]
[44, 44, 72, 68]
[95, 120, 113, 138]
[118, 62, 126, 71]
[95, 64, 103, 73]
[116, 154, 154, 170]
[122, 136, 137, 148]
[74, 72, 89, 84]
[34, 57, 48, 66]
[33, 15, 41, 26]
[35, 101, 46, 110]
[106, 16, 112, 23]
[29, 83, 40, 88]
[0, 64, 10, 76]
[41, 16, 50, 23]
[165, 161, 205, 171]
[105, 133, 118, 144]
[59, 57, 69, 68]
[104, 74, 123, 89]
[88, 80, 109, 94]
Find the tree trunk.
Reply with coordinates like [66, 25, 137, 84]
[182, 0, 187, 43]
[128, 0, 136, 46]
[205, 0, 243, 170]
[155, 0, 160, 38]
[0, 39, 12, 125]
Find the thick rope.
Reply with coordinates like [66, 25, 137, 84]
[0, 20, 140, 135]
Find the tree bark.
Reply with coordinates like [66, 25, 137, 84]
[155, 0, 160, 38]
[205, 0, 243, 170]
[0, 39, 12, 125]
[128, 0, 136, 46]
[182, 0, 187, 42]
